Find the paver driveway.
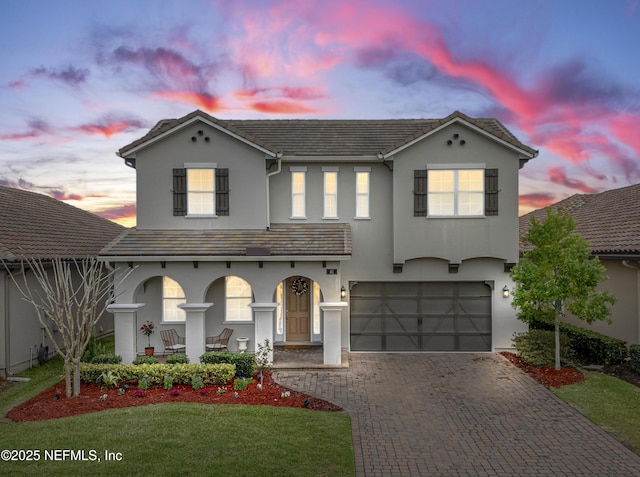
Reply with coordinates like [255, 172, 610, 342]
[275, 353, 640, 477]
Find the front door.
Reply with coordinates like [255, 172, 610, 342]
[285, 276, 311, 341]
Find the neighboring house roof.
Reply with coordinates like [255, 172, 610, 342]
[118, 110, 537, 159]
[0, 186, 125, 261]
[100, 223, 352, 258]
[519, 183, 640, 256]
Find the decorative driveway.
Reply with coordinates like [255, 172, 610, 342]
[274, 353, 640, 477]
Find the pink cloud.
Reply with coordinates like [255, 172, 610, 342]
[96, 204, 137, 221]
[519, 192, 558, 211]
[547, 166, 600, 193]
[0, 119, 52, 141]
[154, 91, 222, 112]
[250, 100, 320, 114]
[73, 116, 145, 138]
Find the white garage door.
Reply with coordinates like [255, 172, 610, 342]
[350, 282, 492, 351]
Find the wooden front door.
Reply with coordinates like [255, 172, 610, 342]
[285, 277, 311, 341]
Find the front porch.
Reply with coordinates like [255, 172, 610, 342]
[272, 344, 350, 370]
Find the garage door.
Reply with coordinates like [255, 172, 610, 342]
[350, 282, 492, 352]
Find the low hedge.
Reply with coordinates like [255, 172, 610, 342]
[513, 329, 574, 367]
[200, 352, 254, 378]
[530, 318, 628, 365]
[80, 363, 235, 386]
[166, 354, 190, 364]
[89, 354, 122, 364]
[631, 345, 640, 375]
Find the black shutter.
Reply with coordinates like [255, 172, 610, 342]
[485, 168, 499, 216]
[414, 170, 427, 216]
[173, 168, 187, 216]
[216, 168, 229, 216]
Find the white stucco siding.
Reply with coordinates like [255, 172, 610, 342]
[392, 124, 521, 265]
[134, 123, 268, 230]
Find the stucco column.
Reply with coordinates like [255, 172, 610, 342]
[107, 304, 145, 364]
[250, 303, 278, 364]
[178, 303, 213, 364]
[319, 302, 348, 365]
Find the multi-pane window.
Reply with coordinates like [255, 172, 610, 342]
[323, 170, 338, 218]
[163, 277, 186, 322]
[225, 276, 253, 322]
[428, 169, 484, 216]
[187, 168, 215, 215]
[355, 170, 370, 218]
[291, 170, 306, 218]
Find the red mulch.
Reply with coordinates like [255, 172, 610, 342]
[500, 352, 585, 388]
[6, 373, 342, 422]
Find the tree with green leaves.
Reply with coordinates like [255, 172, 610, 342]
[510, 207, 616, 370]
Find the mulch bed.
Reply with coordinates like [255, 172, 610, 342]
[6, 373, 342, 422]
[500, 352, 585, 388]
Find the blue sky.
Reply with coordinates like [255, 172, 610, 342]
[1, 0, 639, 227]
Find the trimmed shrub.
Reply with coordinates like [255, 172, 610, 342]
[166, 353, 190, 364]
[81, 335, 108, 362]
[133, 356, 159, 365]
[80, 363, 235, 386]
[90, 354, 122, 364]
[200, 352, 254, 378]
[631, 345, 640, 375]
[513, 329, 574, 368]
[530, 318, 628, 365]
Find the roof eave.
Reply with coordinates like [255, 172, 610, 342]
[380, 117, 538, 160]
[99, 255, 352, 262]
[119, 114, 279, 159]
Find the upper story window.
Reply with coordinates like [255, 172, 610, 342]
[428, 169, 483, 216]
[323, 168, 338, 219]
[355, 168, 370, 219]
[172, 165, 229, 217]
[414, 167, 498, 217]
[290, 167, 306, 219]
[187, 168, 215, 215]
[225, 276, 253, 322]
[163, 277, 186, 323]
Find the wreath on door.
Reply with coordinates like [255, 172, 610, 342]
[291, 277, 308, 296]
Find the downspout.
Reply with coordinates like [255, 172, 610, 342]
[265, 152, 283, 231]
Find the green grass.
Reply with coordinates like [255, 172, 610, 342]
[0, 337, 355, 476]
[0, 404, 354, 476]
[552, 371, 640, 454]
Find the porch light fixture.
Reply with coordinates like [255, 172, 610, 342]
[340, 286, 347, 300]
[502, 285, 510, 298]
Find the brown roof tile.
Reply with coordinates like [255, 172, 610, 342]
[0, 186, 125, 261]
[118, 110, 537, 158]
[519, 183, 640, 255]
[99, 223, 352, 258]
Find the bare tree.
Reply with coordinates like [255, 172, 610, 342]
[5, 257, 124, 397]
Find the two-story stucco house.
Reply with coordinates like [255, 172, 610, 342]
[100, 110, 537, 365]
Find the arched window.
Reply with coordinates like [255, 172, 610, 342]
[225, 276, 253, 322]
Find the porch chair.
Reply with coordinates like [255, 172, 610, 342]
[160, 329, 186, 354]
[206, 328, 233, 352]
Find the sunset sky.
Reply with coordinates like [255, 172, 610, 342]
[2, 0, 639, 227]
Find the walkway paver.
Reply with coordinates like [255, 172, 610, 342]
[274, 353, 640, 477]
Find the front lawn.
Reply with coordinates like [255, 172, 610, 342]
[0, 342, 355, 476]
[552, 371, 640, 454]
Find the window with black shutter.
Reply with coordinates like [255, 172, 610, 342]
[414, 170, 427, 216]
[215, 168, 229, 216]
[484, 169, 499, 216]
[173, 168, 187, 216]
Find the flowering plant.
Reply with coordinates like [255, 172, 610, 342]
[140, 321, 155, 347]
[168, 389, 181, 397]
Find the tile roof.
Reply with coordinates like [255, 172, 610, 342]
[99, 223, 352, 258]
[519, 183, 640, 256]
[118, 110, 537, 158]
[0, 186, 125, 262]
